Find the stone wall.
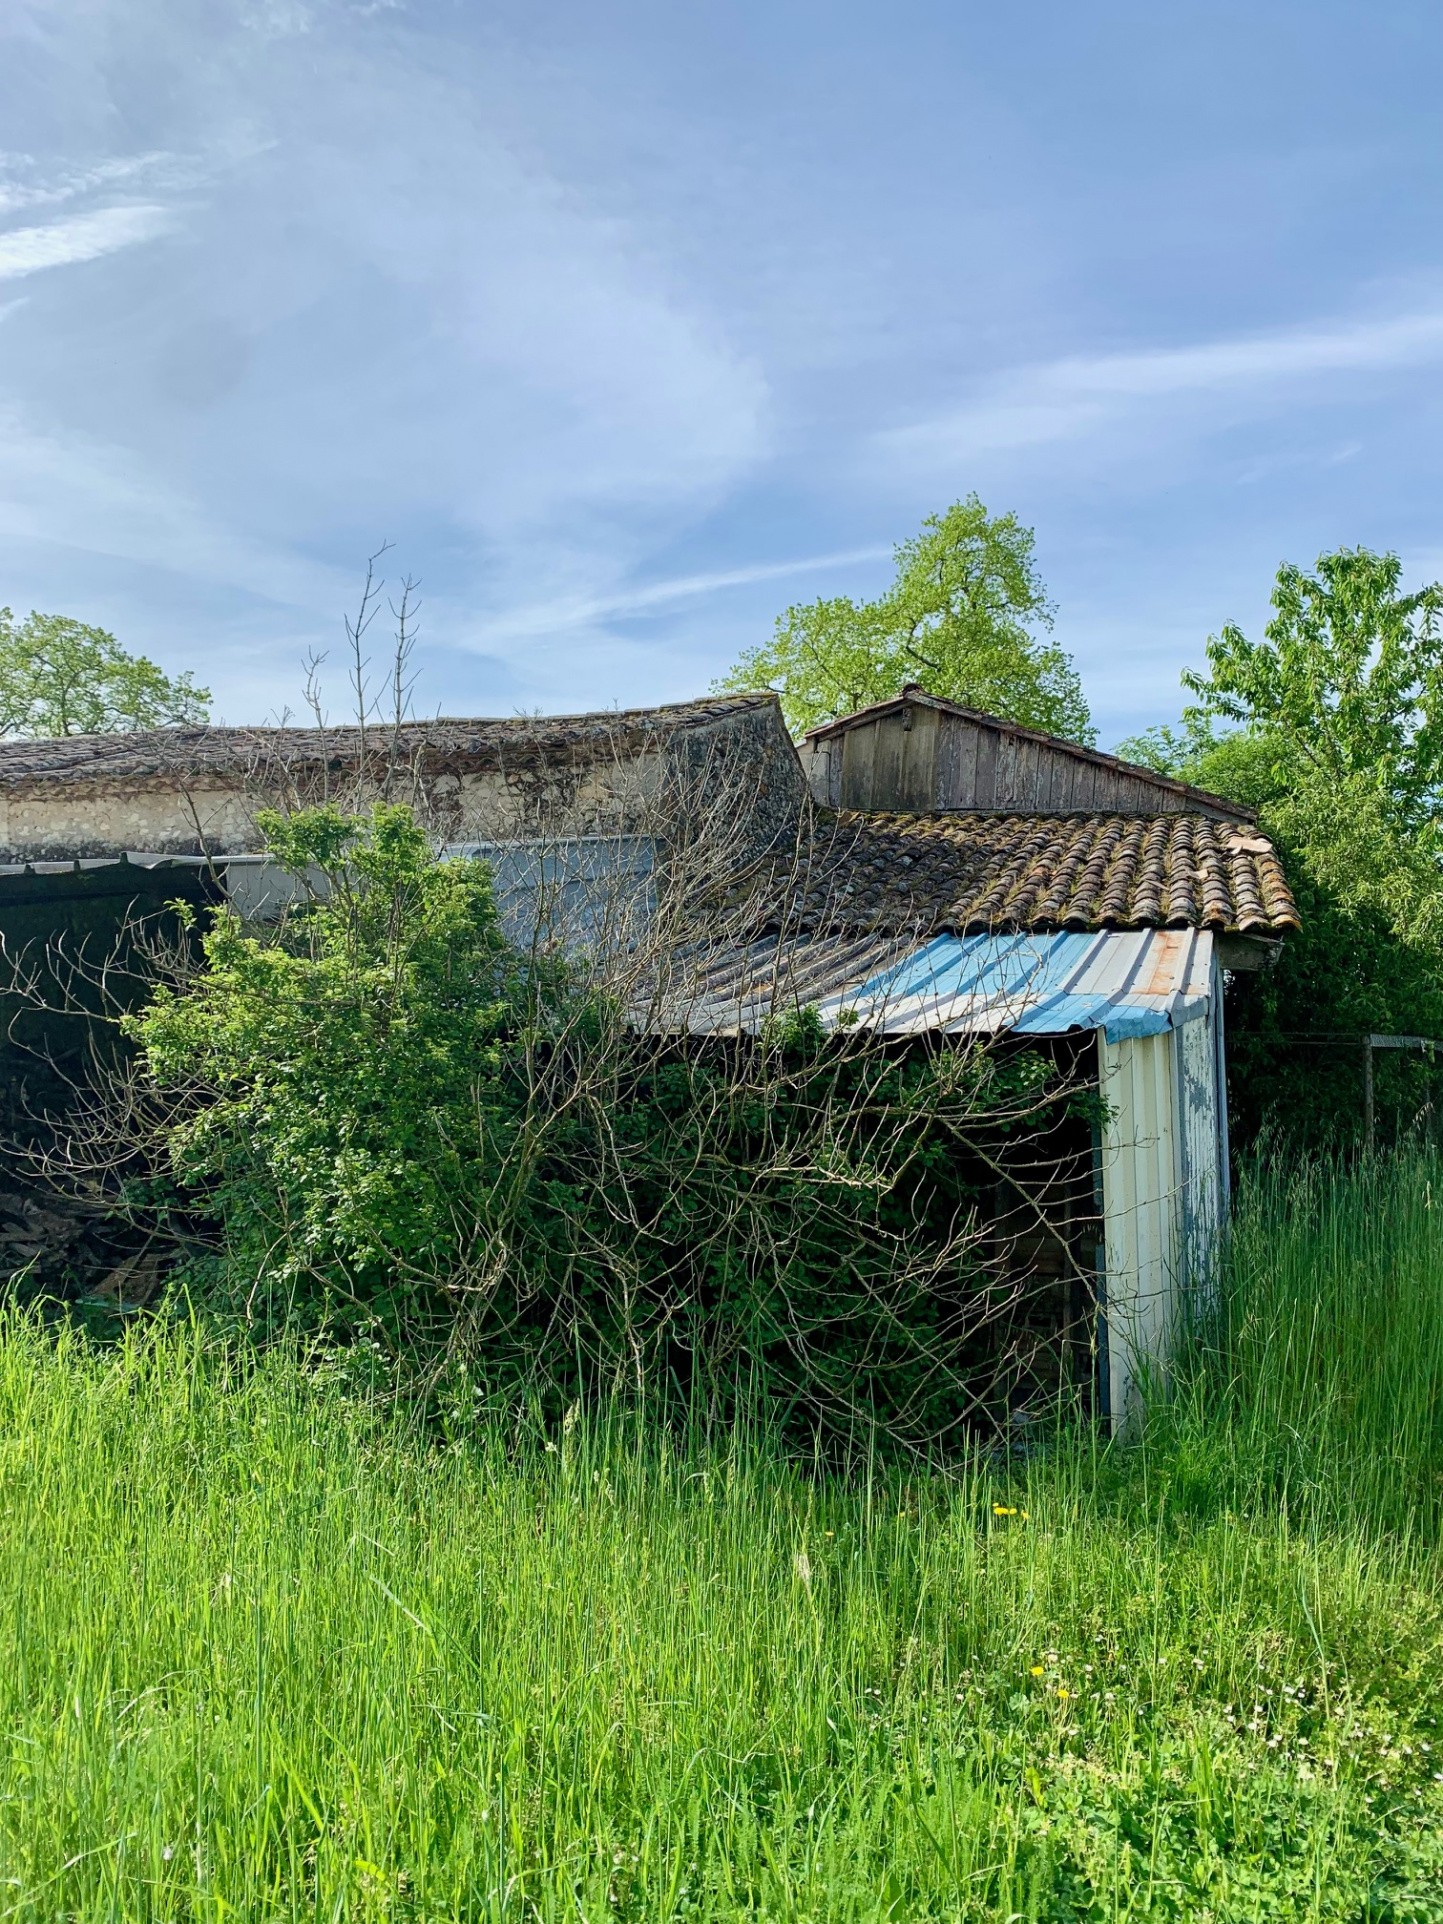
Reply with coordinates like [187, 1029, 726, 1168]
[0, 694, 807, 866]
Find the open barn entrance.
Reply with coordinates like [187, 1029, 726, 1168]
[0, 859, 222, 1303]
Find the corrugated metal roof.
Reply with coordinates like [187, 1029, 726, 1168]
[661, 929, 1214, 1042]
[0, 853, 272, 879]
[0, 851, 1216, 1042]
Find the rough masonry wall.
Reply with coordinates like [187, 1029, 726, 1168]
[0, 696, 808, 864]
[0, 785, 258, 860]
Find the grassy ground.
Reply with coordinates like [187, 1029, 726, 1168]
[2, 1159, 1443, 1919]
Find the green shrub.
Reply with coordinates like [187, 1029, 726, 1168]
[125, 804, 1083, 1444]
[131, 803, 529, 1332]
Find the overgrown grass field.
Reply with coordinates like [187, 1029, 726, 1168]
[3, 1157, 1443, 1920]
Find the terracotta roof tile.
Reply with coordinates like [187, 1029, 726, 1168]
[741, 809, 1298, 938]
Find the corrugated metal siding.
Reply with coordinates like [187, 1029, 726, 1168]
[667, 927, 1215, 1042]
[1098, 1030, 1183, 1428]
[445, 837, 656, 950]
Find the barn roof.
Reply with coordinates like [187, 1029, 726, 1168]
[0, 810, 1298, 941]
[0, 693, 779, 789]
[730, 808, 1298, 938]
[664, 927, 1218, 1041]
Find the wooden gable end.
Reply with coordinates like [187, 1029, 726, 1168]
[805, 697, 1244, 820]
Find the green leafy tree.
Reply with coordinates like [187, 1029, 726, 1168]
[717, 497, 1094, 742]
[1183, 550, 1443, 824]
[1120, 548, 1443, 1150]
[0, 609, 210, 736]
[1126, 550, 1443, 942]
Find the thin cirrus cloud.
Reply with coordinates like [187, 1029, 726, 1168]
[0, 203, 175, 281]
[886, 301, 1443, 464]
[0, 152, 175, 218]
[0, 403, 352, 613]
[483, 547, 893, 645]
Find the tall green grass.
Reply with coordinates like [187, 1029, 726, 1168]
[1, 1156, 1442, 1919]
[1156, 1149, 1443, 1535]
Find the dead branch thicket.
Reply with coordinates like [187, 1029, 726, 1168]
[0, 574, 1102, 1447]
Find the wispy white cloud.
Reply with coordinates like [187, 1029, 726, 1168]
[0, 204, 174, 281]
[0, 405, 349, 610]
[479, 546, 891, 645]
[0, 151, 176, 218]
[886, 302, 1443, 463]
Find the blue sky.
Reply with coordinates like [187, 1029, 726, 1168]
[3, 1, 1443, 744]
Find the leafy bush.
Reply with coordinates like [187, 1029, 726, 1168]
[125, 804, 1085, 1443]
[129, 804, 529, 1334]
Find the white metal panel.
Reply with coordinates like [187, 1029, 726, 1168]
[221, 860, 330, 922]
[445, 837, 657, 952]
[1099, 1029, 1183, 1429]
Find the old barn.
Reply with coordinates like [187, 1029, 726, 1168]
[0, 686, 1296, 1424]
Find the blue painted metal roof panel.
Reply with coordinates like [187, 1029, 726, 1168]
[671, 929, 1214, 1039]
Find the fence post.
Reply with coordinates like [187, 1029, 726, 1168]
[1364, 1035, 1375, 1154]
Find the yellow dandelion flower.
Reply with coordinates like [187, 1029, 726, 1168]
[1057, 1686, 1072, 1699]
[1030, 1665, 1045, 1677]
[992, 1504, 1018, 1516]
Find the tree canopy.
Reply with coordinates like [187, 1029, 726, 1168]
[0, 609, 210, 737]
[1124, 549, 1443, 942]
[1120, 547, 1443, 1150]
[716, 498, 1094, 742]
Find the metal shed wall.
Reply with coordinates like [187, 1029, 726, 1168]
[1098, 1030, 1182, 1426]
[1097, 994, 1225, 1427]
[1176, 983, 1227, 1306]
[661, 923, 1229, 1433]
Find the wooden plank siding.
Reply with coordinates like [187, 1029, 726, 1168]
[904, 706, 939, 808]
[824, 714, 1233, 816]
[973, 726, 999, 807]
[873, 715, 906, 811]
[839, 723, 877, 808]
[803, 693, 1251, 820]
